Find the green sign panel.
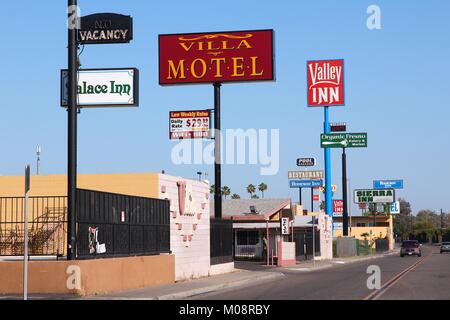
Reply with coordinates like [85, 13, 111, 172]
[320, 132, 367, 148]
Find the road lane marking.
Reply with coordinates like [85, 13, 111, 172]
[363, 255, 427, 300]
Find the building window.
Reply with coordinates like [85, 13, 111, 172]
[237, 231, 260, 246]
[357, 223, 366, 227]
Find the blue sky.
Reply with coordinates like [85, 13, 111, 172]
[0, 1, 449, 215]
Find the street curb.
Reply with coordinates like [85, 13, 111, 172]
[155, 272, 285, 300]
[284, 250, 400, 273]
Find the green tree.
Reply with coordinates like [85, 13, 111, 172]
[221, 186, 231, 199]
[258, 183, 268, 198]
[210, 184, 215, 194]
[247, 184, 256, 198]
[394, 198, 413, 241]
[251, 194, 260, 199]
[231, 194, 241, 199]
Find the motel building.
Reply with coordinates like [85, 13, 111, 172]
[0, 172, 233, 296]
[210, 199, 333, 265]
[333, 215, 395, 251]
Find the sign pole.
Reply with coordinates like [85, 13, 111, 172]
[67, 0, 78, 260]
[23, 165, 30, 300]
[310, 188, 314, 213]
[324, 107, 332, 218]
[342, 147, 348, 236]
[298, 187, 302, 206]
[213, 82, 222, 219]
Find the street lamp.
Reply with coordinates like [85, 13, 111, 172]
[36, 145, 41, 176]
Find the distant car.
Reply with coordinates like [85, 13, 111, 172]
[400, 240, 422, 257]
[440, 242, 450, 254]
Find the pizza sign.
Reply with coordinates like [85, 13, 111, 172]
[307, 59, 345, 107]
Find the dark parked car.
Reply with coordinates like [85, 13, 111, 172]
[440, 242, 450, 254]
[400, 240, 422, 257]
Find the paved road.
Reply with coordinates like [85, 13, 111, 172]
[193, 246, 450, 300]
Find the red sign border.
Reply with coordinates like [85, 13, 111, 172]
[158, 29, 276, 86]
[169, 109, 211, 140]
[306, 58, 345, 107]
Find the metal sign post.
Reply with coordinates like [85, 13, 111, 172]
[324, 106, 333, 218]
[67, 0, 78, 260]
[23, 165, 30, 300]
[342, 148, 349, 236]
[213, 83, 222, 219]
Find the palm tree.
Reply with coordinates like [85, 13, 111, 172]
[210, 184, 215, 194]
[247, 184, 256, 198]
[222, 186, 231, 199]
[231, 194, 241, 199]
[251, 194, 260, 199]
[258, 183, 268, 198]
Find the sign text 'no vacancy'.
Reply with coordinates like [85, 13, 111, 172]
[169, 110, 211, 139]
[78, 13, 133, 45]
[159, 30, 274, 85]
[307, 59, 345, 107]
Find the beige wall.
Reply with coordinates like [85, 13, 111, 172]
[0, 173, 159, 198]
[0, 254, 175, 296]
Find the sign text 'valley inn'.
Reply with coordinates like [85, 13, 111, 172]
[158, 30, 274, 85]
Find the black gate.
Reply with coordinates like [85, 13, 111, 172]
[293, 229, 320, 260]
[76, 189, 170, 259]
[375, 238, 389, 253]
[210, 219, 233, 265]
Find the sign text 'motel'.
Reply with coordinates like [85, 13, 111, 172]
[78, 13, 133, 44]
[354, 189, 395, 204]
[320, 133, 367, 148]
[61, 68, 139, 108]
[158, 30, 274, 85]
[307, 59, 344, 107]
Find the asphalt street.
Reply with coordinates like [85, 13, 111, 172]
[193, 245, 450, 300]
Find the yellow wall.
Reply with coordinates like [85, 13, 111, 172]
[334, 226, 394, 249]
[0, 173, 159, 198]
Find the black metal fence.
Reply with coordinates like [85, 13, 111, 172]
[293, 230, 321, 261]
[210, 219, 233, 265]
[0, 196, 67, 256]
[76, 189, 170, 259]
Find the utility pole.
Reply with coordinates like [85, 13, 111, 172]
[36, 145, 41, 176]
[67, 0, 78, 260]
[213, 82, 222, 219]
[342, 148, 348, 236]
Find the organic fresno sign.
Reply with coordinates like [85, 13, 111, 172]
[158, 30, 274, 85]
[307, 59, 345, 107]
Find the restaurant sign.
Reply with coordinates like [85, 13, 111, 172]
[78, 13, 133, 44]
[159, 29, 275, 85]
[169, 110, 211, 139]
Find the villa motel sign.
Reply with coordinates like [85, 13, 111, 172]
[158, 30, 275, 84]
[159, 29, 275, 220]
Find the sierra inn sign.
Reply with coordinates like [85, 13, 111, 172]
[158, 30, 275, 85]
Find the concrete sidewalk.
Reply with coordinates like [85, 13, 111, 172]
[0, 250, 399, 300]
[85, 269, 285, 300]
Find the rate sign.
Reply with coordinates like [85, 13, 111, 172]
[169, 110, 210, 139]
